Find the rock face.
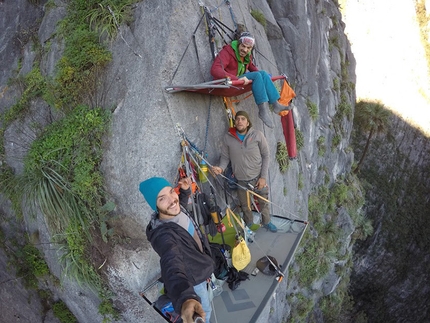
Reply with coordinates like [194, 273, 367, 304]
[0, 0, 358, 322]
[351, 115, 430, 322]
[100, 1, 355, 321]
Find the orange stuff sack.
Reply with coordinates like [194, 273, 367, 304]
[278, 80, 296, 116]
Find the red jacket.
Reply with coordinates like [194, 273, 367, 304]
[210, 43, 259, 80]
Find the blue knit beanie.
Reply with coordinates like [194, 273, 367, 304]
[139, 177, 172, 210]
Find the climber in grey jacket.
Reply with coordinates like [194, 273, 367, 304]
[212, 110, 277, 232]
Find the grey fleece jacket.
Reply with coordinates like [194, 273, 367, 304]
[218, 127, 270, 181]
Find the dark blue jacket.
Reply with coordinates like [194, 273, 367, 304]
[145, 188, 214, 314]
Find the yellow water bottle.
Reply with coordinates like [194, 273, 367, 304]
[198, 160, 208, 183]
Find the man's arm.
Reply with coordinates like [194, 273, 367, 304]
[178, 177, 192, 208]
[210, 47, 239, 80]
[181, 299, 206, 323]
[258, 132, 270, 180]
[154, 232, 202, 317]
[212, 134, 231, 174]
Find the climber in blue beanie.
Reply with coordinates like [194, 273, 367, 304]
[140, 176, 214, 323]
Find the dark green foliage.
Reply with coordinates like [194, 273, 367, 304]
[2, 68, 46, 125]
[317, 136, 326, 156]
[22, 244, 50, 277]
[276, 141, 290, 173]
[251, 9, 267, 29]
[54, 27, 112, 110]
[295, 129, 304, 151]
[353, 100, 390, 173]
[53, 301, 78, 323]
[98, 297, 121, 321]
[86, 1, 136, 39]
[0, 1, 133, 321]
[332, 134, 342, 150]
[21, 105, 111, 234]
[351, 99, 430, 322]
[289, 175, 371, 321]
[306, 98, 318, 120]
[12, 244, 50, 289]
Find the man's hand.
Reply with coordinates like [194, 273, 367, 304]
[211, 166, 223, 175]
[239, 76, 250, 85]
[181, 299, 206, 323]
[178, 177, 192, 190]
[256, 178, 267, 190]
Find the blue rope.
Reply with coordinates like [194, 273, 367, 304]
[206, 0, 238, 32]
[225, 0, 238, 31]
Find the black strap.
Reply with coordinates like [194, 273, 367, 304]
[170, 13, 206, 84]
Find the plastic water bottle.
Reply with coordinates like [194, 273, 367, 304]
[245, 226, 255, 243]
[198, 160, 208, 183]
[223, 249, 232, 267]
[210, 275, 223, 297]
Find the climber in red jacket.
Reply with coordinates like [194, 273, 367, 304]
[210, 32, 291, 128]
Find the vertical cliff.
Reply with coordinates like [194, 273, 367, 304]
[351, 112, 430, 322]
[3, 0, 411, 322]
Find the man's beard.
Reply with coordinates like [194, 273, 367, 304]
[236, 126, 247, 134]
[158, 199, 181, 217]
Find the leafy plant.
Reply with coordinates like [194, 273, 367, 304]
[353, 100, 390, 173]
[295, 129, 304, 151]
[317, 136, 326, 156]
[99, 298, 121, 322]
[13, 243, 50, 289]
[251, 9, 267, 29]
[23, 244, 50, 277]
[87, 1, 136, 40]
[291, 175, 370, 320]
[99, 201, 116, 243]
[329, 35, 340, 51]
[298, 173, 304, 190]
[53, 301, 78, 323]
[53, 28, 112, 110]
[332, 134, 342, 150]
[0, 1, 134, 322]
[333, 77, 340, 91]
[338, 93, 352, 120]
[276, 141, 290, 173]
[3, 68, 47, 125]
[306, 98, 318, 120]
[415, 1, 430, 86]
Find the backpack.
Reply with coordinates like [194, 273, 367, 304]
[210, 243, 230, 279]
[195, 192, 212, 225]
